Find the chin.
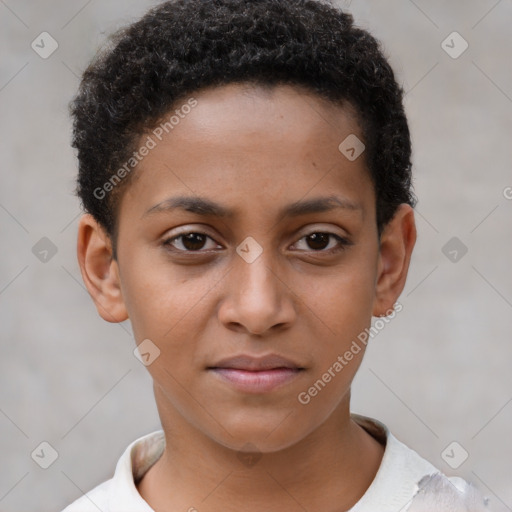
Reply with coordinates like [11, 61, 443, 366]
[205, 413, 308, 454]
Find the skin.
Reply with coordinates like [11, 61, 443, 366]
[77, 83, 416, 512]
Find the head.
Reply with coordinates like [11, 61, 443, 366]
[72, 0, 417, 453]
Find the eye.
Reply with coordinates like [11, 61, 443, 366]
[291, 232, 351, 253]
[163, 231, 220, 252]
[162, 230, 351, 255]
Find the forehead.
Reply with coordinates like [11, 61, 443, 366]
[120, 82, 374, 225]
[169, 82, 363, 147]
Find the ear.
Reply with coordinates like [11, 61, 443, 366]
[372, 204, 416, 317]
[77, 213, 128, 323]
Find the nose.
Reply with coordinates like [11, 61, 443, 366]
[217, 249, 297, 336]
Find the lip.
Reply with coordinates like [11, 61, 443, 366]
[209, 354, 303, 371]
[209, 368, 303, 393]
[207, 354, 305, 393]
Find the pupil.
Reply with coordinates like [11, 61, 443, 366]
[307, 233, 329, 250]
[179, 233, 330, 251]
[183, 233, 206, 251]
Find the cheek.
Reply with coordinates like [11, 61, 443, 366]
[302, 264, 377, 337]
[120, 251, 221, 342]
[296, 265, 377, 395]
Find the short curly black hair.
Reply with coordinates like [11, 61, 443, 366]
[69, 0, 416, 255]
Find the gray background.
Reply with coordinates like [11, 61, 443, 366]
[0, 1, 511, 511]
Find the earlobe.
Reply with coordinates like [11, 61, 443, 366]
[372, 204, 416, 317]
[77, 214, 128, 323]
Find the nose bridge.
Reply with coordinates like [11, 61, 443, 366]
[219, 238, 295, 334]
[234, 239, 282, 304]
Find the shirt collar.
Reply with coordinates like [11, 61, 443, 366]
[108, 429, 164, 512]
[106, 415, 437, 512]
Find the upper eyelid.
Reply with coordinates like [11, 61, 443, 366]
[164, 227, 350, 250]
[165, 223, 349, 239]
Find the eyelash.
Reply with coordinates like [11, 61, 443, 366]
[162, 230, 352, 255]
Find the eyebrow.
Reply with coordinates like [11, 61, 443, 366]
[142, 194, 362, 220]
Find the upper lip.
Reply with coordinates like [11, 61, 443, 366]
[208, 354, 304, 371]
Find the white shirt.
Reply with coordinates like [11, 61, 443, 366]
[61, 414, 490, 512]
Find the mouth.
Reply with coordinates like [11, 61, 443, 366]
[207, 354, 305, 393]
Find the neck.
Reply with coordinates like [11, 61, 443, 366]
[137, 387, 385, 512]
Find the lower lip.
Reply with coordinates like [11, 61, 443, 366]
[209, 368, 303, 393]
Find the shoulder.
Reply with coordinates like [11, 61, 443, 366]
[60, 478, 112, 512]
[408, 473, 491, 511]
[59, 429, 165, 512]
[350, 414, 492, 512]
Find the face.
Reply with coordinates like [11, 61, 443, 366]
[79, 83, 415, 453]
